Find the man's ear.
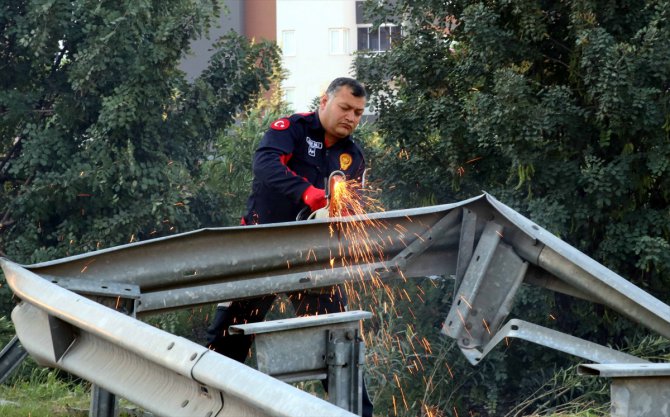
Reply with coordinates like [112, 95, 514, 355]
[319, 93, 328, 110]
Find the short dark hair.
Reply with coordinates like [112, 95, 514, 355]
[326, 77, 367, 99]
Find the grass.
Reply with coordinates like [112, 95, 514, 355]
[0, 372, 605, 417]
[0, 361, 150, 417]
[0, 366, 89, 417]
[0, 362, 608, 417]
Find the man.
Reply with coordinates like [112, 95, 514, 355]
[206, 77, 373, 416]
[242, 77, 366, 225]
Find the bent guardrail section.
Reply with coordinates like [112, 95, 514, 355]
[3, 259, 355, 417]
[3, 193, 670, 416]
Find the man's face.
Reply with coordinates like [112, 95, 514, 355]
[319, 86, 366, 141]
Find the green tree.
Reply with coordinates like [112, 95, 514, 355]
[357, 0, 670, 285]
[358, 0, 670, 328]
[199, 88, 291, 226]
[355, 0, 670, 415]
[0, 0, 279, 268]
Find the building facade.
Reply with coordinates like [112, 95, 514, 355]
[179, 0, 276, 82]
[181, 0, 397, 111]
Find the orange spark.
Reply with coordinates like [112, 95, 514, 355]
[393, 374, 409, 409]
[80, 259, 96, 274]
[445, 362, 454, 378]
[482, 318, 491, 335]
[459, 295, 473, 309]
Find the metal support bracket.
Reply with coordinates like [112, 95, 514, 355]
[390, 209, 461, 272]
[579, 363, 670, 417]
[454, 207, 478, 299]
[327, 328, 365, 416]
[467, 319, 646, 366]
[90, 386, 119, 417]
[442, 221, 528, 362]
[230, 310, 371, 416]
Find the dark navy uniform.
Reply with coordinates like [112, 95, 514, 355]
[207, 111, 373, 417]
[243, 111, 365, 224]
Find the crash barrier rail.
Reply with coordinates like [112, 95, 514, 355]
[1, 193, 669, 417]
[3, 260, 358, 417]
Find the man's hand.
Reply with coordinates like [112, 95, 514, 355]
[301, 185, 327, 212]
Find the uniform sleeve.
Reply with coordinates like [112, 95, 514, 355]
[252, 123, 312, 203]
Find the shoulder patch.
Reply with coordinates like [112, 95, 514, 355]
[271, 118, 290, 131]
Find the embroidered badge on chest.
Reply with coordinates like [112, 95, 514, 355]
[340, 153, 353, 170]
[305, 137, 323, 157]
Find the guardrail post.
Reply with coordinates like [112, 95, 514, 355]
[0, 335, 28, 384]
[326, 327, 365, 415]
[90, 386, 118, 417]
[578, 363, 670, 417]
[230, 310, 371, 416]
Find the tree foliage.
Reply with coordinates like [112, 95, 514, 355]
[0, 0, 279, 266]
[357, 0, 669, 313]
[357, 0, 670, 286]
[199, 88, 291, 226]
[355, 0, 670, 414]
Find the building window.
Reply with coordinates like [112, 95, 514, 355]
[357, 25, 401, 52]
[283, 87, 296, 109]
[329, 28, 349, 55]
[281, 30, 296, 56]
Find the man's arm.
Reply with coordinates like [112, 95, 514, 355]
[252, 123, 326, 210]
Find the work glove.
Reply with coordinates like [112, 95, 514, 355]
[301, 185, 327, 212]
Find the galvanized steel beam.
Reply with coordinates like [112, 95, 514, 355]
[231, 311, 371, 415]
[4, 259, 356, 417]
[443, 221, 529, 364]
[475, 319, 646, 365]
[4, 193, 670, 415]
[488, 193, 670, 340]
[579, 363, 670, 417]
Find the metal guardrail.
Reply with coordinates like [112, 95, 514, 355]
[2, 193, 670, 416]
[3, 260, 356, 417]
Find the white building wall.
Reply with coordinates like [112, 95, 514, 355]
[277, 0, 358, 112]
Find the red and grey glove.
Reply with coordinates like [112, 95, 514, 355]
[301, 185, 327, 212]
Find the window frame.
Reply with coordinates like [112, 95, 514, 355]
[328, 28, 350, 55]
[281, 30, 296, 56]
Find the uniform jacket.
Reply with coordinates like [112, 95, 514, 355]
[243, 111, 365, 224]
